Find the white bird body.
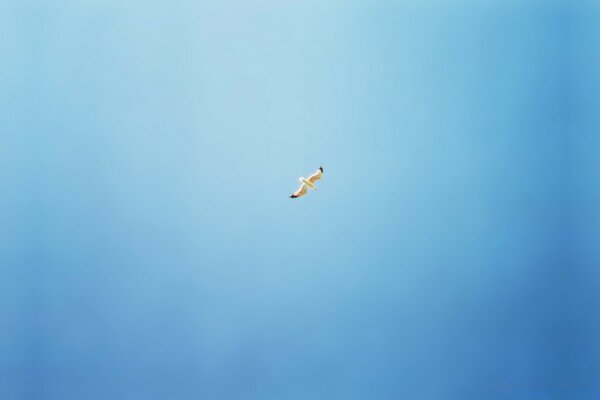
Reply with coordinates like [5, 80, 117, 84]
[300, 177, 317, 190]
[290, 167, 323, 198]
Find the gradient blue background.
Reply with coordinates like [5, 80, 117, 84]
[1, 0, 599, 399]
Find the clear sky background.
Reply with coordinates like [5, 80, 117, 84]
[1, 0, 599, 399]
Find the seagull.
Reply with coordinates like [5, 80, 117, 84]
[290, 167, 323, 198]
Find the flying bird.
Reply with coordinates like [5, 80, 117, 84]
[290, 167, 323, 198]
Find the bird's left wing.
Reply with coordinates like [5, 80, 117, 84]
[290, 184, 308, 198]
[307, 167, 324, 184]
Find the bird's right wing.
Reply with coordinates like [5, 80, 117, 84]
[307, 167, 323, 184]
[290, 184, 308, 198]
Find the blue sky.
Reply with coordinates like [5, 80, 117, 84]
[1, 0, 599, 399]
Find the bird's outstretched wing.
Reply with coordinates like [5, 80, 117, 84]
[307, 167, 324, 184]
[290, 184, 308, 198]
